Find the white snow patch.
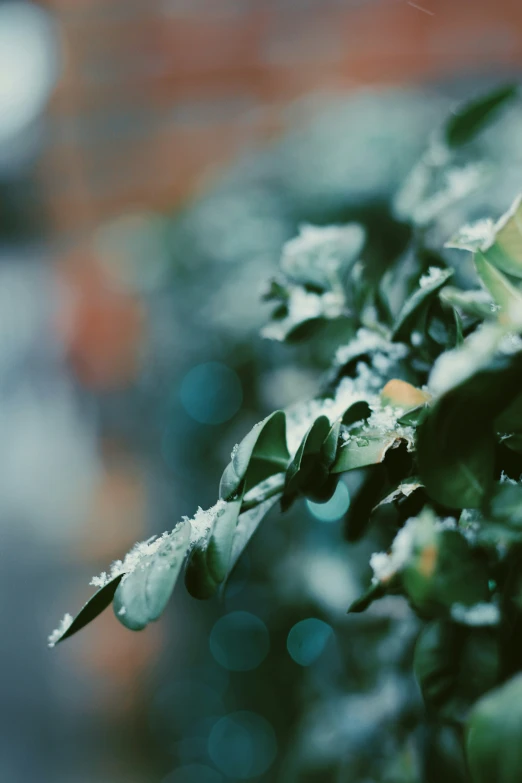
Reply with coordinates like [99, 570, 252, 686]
[451, 602, 500, 626]
[446, 218, 495, 251]
[499, 332, 522, 355]
[429, 324, 501, 397]
[370, 517, 418, 583]
[48, 613, 73, 648]
[335, 328, 408, 371]
[281, 223, 365, 285]
[419, 266, 446, 289]
[183, 500, 227, 547]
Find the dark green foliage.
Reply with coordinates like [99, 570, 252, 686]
[466, 674, 522, 783]
[49, 85, 522, 783]
[414, 621, 500, 721]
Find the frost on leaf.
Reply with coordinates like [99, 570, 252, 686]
[48, 613, 73, 648]
[428, 323, 503, 398]
[446, 218, 496, 252]
[419, 266, 448, 289]
[285, 365, 380, 457]
[262, 285, 345, 341]
[281, 223, 365, 289]
[88, 502, 227, 593]
[370, 517, 419, 584]
[183, 500, 227, 549]
[334, 328, 408, 376]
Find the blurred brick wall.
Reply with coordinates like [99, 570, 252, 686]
[41, 0, 522, 237]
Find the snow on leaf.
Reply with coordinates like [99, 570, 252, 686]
[428, 323, 503, 398]
[419, 266, 448, 289]
[184, 500, 227, 548]
[281, 222, 365, 289]
[445, 218, 496, 252]
[370, 517, 420, 584]
[48, 613, 73, 648]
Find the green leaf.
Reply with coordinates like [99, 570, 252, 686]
[474, 252, 522, 329]
[206, 498, 243, 584]
[417, 417, 495, 509]
[320, 417, 342, 468]
[482, 195, 522, 278]
[439, 286, 495, 320]
[495, 392, 522, 451]
[417, 332, 522, 508]
[282, 415, 331, 510]
[114, 521, 191, 631]
[332, 428, 405, 474]
[304, 418, 343, 503]
[444, 85, 517, 147]
[414, 621, 500, 722]
[347, 581, 385, 614]
[219, 411, 289, 500]
[51, 574, 124, 645]
[184, 499, 246, 598]
[490, 481, 522, 527]
[495, 391, 522, 433]
[402, 514, 490, 614]
[185, 543, 219, 600]
[446, 194, 522, 284]
[392, 268, 453, 341]
[466, 673, 522, 783]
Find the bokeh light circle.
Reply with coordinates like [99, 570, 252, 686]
[208, 711, 277, 778]
[149, 679, 224, 748]
[210, 611, 269, 671]
[0, 2, 59, 143]
[306, 480, 350, 522]
[162, 764, 223, 783]
[287, 618, 334, 666]
[180, 362, 242, 425]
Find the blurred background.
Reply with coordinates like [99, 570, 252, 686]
[2, 1, 522, 782]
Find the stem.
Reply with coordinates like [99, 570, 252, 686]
[240, 473, 286, 513]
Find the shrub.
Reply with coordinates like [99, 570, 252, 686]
[50, 86, 522, 782]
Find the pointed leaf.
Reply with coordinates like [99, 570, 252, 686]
[483, 195, 522, 278]
[392, 268, 453, 341]
[206, 498, 243, 584]
[51, 574, 124, 645]
[444, 84, 517, 147]
[347, 581, 385, 613]
[219, 411, 289, 500]
[474, 251, 522, 329]
[282, 415, 330, 509]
